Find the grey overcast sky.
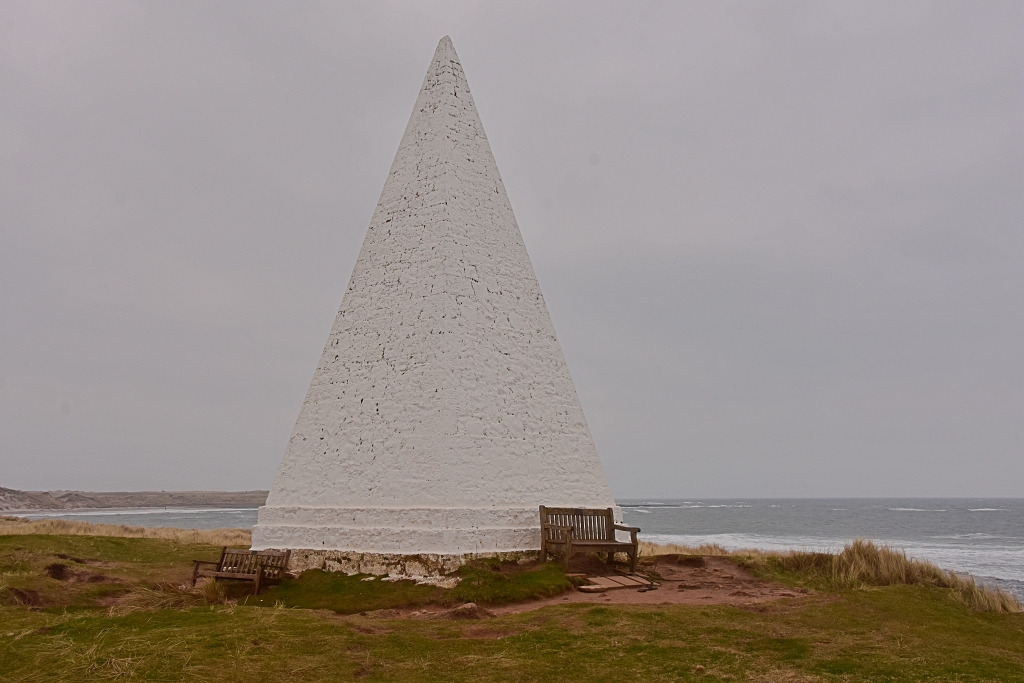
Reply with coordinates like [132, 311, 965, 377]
[1, 2, 1021, 497]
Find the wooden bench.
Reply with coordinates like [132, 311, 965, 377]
[538, 506, 641, 572]
[192, 548, 291, 595]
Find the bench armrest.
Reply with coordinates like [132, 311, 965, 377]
[614, 524, 640, 544]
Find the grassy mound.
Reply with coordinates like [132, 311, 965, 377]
[449, 560, 573, 605]
[642, 538, 1022, 613]
[765, 539, 1022, 613]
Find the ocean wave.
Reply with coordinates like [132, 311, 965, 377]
[968, 508, 1006, 512]
[929, 533, 1014, 541]
[887, 508, 947, 512]
[622, 502, 763, 510]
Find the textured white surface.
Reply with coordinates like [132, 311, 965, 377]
[252, 36, 616, 556]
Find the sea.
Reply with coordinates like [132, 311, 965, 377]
[19, 498, 1024, 600]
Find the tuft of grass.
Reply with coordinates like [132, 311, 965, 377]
[0, 515, 250, 546]
[200, 577, 227, 605]
[945, 571, 1023, 614]
[639, 540, 731, 557]
[107, 582, 206, 617]
[768, 539, 1022, 613]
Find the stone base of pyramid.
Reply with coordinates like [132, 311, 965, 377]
[250, 505, 621, 576]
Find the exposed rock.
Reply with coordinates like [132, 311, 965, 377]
[444, 603, 495, 620]
[360, 609, 402, 619]
[289, 549, 535, 578]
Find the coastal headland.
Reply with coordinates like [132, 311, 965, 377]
[1, 519, 1021, 681]
[0, 488, 268, 512]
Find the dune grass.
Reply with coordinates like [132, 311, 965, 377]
[641, 537, 1022, 613]
[0, 515, 250, 546]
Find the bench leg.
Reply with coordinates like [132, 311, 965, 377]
[606, 551, 616, 566]
[254, 566, 263, 596]
[629, 547, 637, 573]
[539, 537, 547, 564]
[563, 539, 572, 571]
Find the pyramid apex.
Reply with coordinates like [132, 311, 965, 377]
[434, 35, 458, 59]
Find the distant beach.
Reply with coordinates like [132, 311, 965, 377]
[17, 506, 261, 530]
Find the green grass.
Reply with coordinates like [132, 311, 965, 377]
[3, 534, 1023, 682]
[448, 560, 574, 606]
[264, 570, 439, 612]
[262, 560, 574, 613]
[3, 585, 1023, 682]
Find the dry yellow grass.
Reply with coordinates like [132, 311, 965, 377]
[641, 537, 1022, 613]
[0, 515, 250, 546]
[638, 540, 733, 557]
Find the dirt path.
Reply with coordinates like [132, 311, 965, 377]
[490, 556, 810, 615]
[349, 556, 812, 621]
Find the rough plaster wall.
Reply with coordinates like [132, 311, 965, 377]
[253, 37, 615, 554]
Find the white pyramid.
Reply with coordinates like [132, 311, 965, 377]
[252, 37, 616, 565]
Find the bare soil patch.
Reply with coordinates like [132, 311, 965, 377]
[490, 556, 811, 615]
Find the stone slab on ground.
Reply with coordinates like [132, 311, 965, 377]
[587, 575, 648, 589]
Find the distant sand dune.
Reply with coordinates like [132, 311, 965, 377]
[0, 487, 268, 512]
[0, 515, 251, 546]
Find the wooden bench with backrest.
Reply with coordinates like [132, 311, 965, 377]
[192, 548, 291, 595]
[538, 506, 641, 572]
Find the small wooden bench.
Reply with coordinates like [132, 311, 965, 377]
[538, 506, 641, 572]
[192, 548, 291, 595]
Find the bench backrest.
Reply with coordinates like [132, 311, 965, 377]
[539, 506, 615, 541]
[255, 550, 290, 581]
[216, 549, 291, 578]
[219, 549, 262, 575]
